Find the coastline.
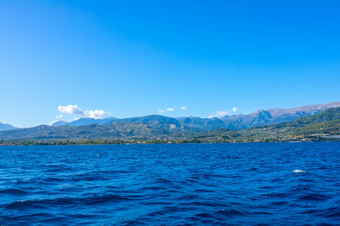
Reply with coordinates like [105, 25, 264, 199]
[1, 137, 339, 146]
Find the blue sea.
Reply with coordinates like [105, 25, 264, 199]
[0, 143, 339, 225]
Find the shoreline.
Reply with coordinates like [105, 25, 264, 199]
[1, 138, 339, 146]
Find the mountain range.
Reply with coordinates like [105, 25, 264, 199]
[168, 106, 340, 143]
[48, 101, 340, 129]
[0, 102, 339, 141]
[219, 101, 340, 129]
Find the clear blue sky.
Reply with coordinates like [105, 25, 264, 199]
[0, 0, 339, 127]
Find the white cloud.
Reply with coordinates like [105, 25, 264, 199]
[49, 120, 58, 125]
[180, 106, 187, 110]
[58, 105, 110, 119]
[83, 109, 110, 119]
[58, 105, 83, 115]
[56, 114, 63, 119]
[166, 108, 175, 112]
[232, 107, 238, 112]
[158, 109, 165, 113]
[208, 110, 228, 118]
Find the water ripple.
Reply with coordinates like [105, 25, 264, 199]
[0, 143, 339, 225]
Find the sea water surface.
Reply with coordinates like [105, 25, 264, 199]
[0, 143, 339, 225]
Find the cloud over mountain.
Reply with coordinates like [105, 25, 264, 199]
[58, 105, 110, 119]
[208, 110, 228, 118]
[58, 105, 83, 115]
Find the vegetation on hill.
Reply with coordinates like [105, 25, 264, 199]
[0, 107, 339, 145]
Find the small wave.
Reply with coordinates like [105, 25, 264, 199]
[39, 216, 72, 224]
[121, 220, 147, 225]
[177, 194, 198, 200]
[217, 209, 244, 217]
[140, 201, 173, 206]
[5, 194, 131, 210]
[155, 178, 172, 184]
[194, 188, 214, 193]
[324, 207, 340, 219]
[83, 194, 132, 205]
[298, 193, 331, 201]
[299, 207, 340, 219]
[0, 188, 28, 195]
[271, 201, 289, 206]
[195, 213, 215, 218]
[1, 212, 55, 224]
[140, 186, 165, 191]
[192, 201, 219, 207]
[5, 199, 47, 210]
[262, 192, 289, 198]
[293, 169, 306, 173]
[201, 219, 215, 224]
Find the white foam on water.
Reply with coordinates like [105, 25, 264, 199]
[293, 169, 306, 173]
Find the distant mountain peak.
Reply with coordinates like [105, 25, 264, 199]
[0, 122, 16, 132]
[51, 121, 69, 126]
[221, 101, 340, 129]
[51, 117, 118, 127]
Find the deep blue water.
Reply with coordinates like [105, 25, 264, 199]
[0, 143, 339, 225]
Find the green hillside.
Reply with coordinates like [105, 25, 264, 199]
[169, 107, 340, 143]
[0, 107, 339, 145]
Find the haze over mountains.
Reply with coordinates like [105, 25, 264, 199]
[0, 102, 339, 141]
[0, 123, 16, 132]
[51, 117, 118, 127]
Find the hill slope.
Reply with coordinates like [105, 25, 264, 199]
[0, 123, 16, 132]
[189, 107, 340, 142]
[221, 102, 340, 129]
[1, 107, 339, 142]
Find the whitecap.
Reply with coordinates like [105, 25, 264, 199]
[293, 169, 306, 173]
